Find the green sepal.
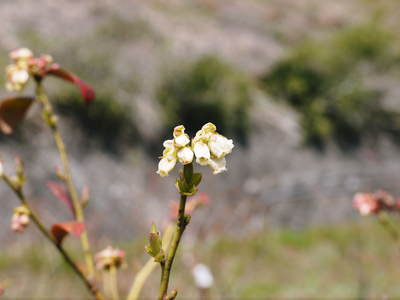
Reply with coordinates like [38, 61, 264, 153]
[154, 251, 165, 263]
[192, 173, 202, 187]
[175, 177, 197, 196]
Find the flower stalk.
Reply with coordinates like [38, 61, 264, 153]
[34, 79, 95, 277]
[158, 164, 193, 300]
[1, 173, 105, 300]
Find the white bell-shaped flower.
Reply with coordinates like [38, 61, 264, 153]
[157, 156, 177, 177]
[208, 157, 227, 174]
[193, 141, 211, 165]
[177, 147, 194, 165]
[208, 133, 234, 159]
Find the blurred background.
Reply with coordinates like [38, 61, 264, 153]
[1, 0, 400, 298]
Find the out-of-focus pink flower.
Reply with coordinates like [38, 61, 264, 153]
[170, 193, 211, 220]
[5, 48, 95, 103]
[11, 206, 30, 232]
[353, 193, 380, 216]
[9, 48, 33, 61]
[353, 190, 400, 216]
[95, 246, 125, 271]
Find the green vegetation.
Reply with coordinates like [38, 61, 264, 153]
[158, 55, 251, 145]
[54, 90, 138, 153]
[3, 220, 400, 298]
[261, 23, 400, 150]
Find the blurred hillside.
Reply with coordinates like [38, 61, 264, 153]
[1, 0, 400, 243]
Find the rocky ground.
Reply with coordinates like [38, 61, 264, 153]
[0, 0, 400, 243]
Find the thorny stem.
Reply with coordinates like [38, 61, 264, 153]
[35, 79, 95, 277]
[158, 164, 192, 300]
[1, 175, 105, 300]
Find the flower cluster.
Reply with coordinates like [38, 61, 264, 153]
[95, 246, 126, 271]
[353, 190, 400, 216]
[6, 48, 54, 92]
[157, 123, 234, 176]
[10, 205, 30, 232]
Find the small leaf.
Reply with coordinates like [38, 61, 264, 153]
[192, 173, 202, 187]
[151, 223, 157, 234]
[145, 224, 163, 259]
[51, 221, 84, 245]
[0, 97, 34, 134]
[46, 65, 95, 104]
[47, 181, 75, 217]
[149, 232, 162, 256]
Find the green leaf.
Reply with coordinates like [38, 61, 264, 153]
[192, 173, 202, 187]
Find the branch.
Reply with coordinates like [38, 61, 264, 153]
[35, 80, 95, 277]
[1, 174, 105, 300]
[127, 224, 174, 300]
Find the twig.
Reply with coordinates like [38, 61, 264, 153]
[158, 163, 192, 300]
[1, 174, 105, 300]
[35, 79, 95, 277]
[127, 224, 174, 300]
[109, 266, 119, 300]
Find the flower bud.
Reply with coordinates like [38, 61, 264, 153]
[353, 193, 379, 216]
[10, 48, 33, 61]
[145, 224, 165, 262]
[95, 246, 125, 271]
[5, 65, 30, 92]
[11, 206, 30, 232]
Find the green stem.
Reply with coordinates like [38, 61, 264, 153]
[126, 224, 175, 300]
[158, 195, 187, 300]
[35, 80, 95, 277]
[378, 212, 400, 242]
[158, 163, 193, 300]
[109, 266, 119, 300]
[2, 175, 105, 300]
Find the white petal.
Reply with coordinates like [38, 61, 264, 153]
[163, 139, 175, 149]
[157, 157, 176, 177]
[208, 134, 234, 158]
[208, 157, 227, 174]
[177, 147, 194, 165]
[201, 123, 216, 134]
[175, 134, 190, 147]
[10, 48, 33, 61]
[173, 125, 185, 138]
[11, 69, 29, 84]
[193, 141, 210, 165]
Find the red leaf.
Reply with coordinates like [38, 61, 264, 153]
[0, 97, 34, 134]
[51, 221, 84, 245]
[47, 181, 75, 217]
[46, 64, 95, 104]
